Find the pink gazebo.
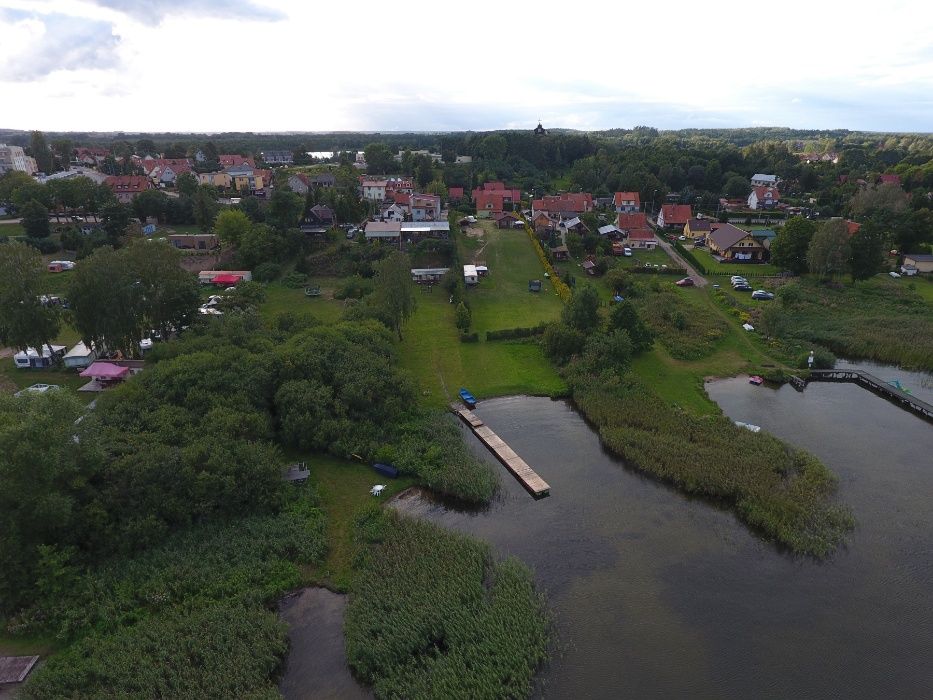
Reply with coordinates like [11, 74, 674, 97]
[79, 362, 130, 391]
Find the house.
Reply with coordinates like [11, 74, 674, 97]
[198, 270, 252, 285]
[104, 175, 153, 203]
[495, 212, 521, 229]
[385, 178, 414, 196]
[448, 186, 464, 202]
[411, 267, 450, 283]
[747, 186, 780, 210]
[533, 212, 556, 232]
[309, 172, 336, 188]
[63, 341, 97, 369]
[581, 257, 599, 276]
[150, 163, 192, 186]
[401, 221, 450, 242]
[13, 345, 66, 369]
[75, 146, 110, 167]
[684, 217, 712, 240]
[902, 254, 933, 274]
[198, 171, 231, 189]
[219, 154, 255, 168]
[473, 182, 522, 218]
[365, 221, 401, 244]
[261, 150, 293, 165]
[226, 164, 267, 193]
[306, 205, 335, 227]
[657, 204, 691, 229]
[598, 224, 623, 238]
[845, 220, 861, 236]
[288, 173, 311, 194]
[169, 233, 219, 250]
[614, 191, 641, 212]
[380, 203, 407, 222]
[617, 212, 648, 231]
[532, 193, 593, 219]
[550, 245, 570, 261]
[463, 264, 479, 285]
[751, 173, 778, 187]
[626, 229, 658, 249]
[361, 178, 388, 201]
[559, 216, 588, 235]
[410, 193, 442, 221]
[707, 224, 768, 262]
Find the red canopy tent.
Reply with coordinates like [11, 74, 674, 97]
[211, 274, 242, 286]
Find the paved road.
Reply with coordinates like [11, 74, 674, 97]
[657, 238, 708, 286]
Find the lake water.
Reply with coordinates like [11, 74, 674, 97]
[391, 377, 933, 698]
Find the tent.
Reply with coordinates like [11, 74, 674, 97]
[80, 362, 130, 380]
[211, 274, 242, 286]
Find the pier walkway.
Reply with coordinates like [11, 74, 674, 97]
[450, 404, 550, 497]
[808, 369, 933, 422]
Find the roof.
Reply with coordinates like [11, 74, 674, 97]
[708, 223, 754, 250]
[411, 268, 451, 275]
[219, 154, 254, 167]
[751, 228, 777, 239]
[904, 253, 933, 262]
[752, 173, 777, 182]
[361, 178, 389, 188]
[660, 204, 692, 225]
[463, 264, 478, 276]
[627, 228, 656, 241]
[617, 212, 648, 229]
[104, 175, 150, 193]
[751, 186, 780, 200]
[687, 217, 711, 231]
[64, 341, 94, 359]
[561, 216, 583, 228]
[538, 193, 593, 214]
[211, 274, 242, 284]
[495, 211, 520, 221]
[613, 191, 641, 206]
[80, 362, 129, 379]
[879, 174, 901, 185]
[845, 220, 861, 236]
[598, 224, 622, 235]
[581, 259, 596, 270]
[401, 221, 450, 232]
[14, 345, 66, 360]
[448, 186, 464, 198]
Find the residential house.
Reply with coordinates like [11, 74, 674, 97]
[288, 173, 311, 195]
[141, 158, 192, 180]
[151, 163, 192, 186]
[473, 182, 522, 218]
[751, 174, 778, 187]
[361, 178, 388, 201]
[74, 147, 109, 167]
[169, 233, 219, 250]
[532, 193, 593, 219]
[879, 174, 901, 186]
[218, 154, 255, 168]
[533, 212, 556, 233]
[365, 220, 401, 244]
[385, 178, 414, 197]
[448, 186, 464, 202]
[104, 175, 153, 203]
[707, 224, 768, 262]
[226, 164, 267, 193]
[198, 171, 231, 188]
[617, 212, 648, 231]
[614, 191, 641, 212]
[684, 217, 712, 240]
[401, 221, 450, 243]
[747, 186, 780, 210]
[0, 144, 38, 175]
[495, 212, 521, 229]
[625, 229, 658, 249]
[550, 245, 570, 261]
[410, 193, 442, 221]
[559, 217, 588, 236]
[309, 172, 336, 188]
[306, 205, 335, 227]
[13, 345, 66, 369]
[597, 224, 623, 238]
[657, 204, 691, 229]
[381, 203, 407, 222]
[261, 150, 293, 165]
[902, 254, 933, 274]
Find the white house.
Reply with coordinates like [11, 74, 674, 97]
[63, 341, 97, 369]
[747, 186, 780, 210]
[751, 173, 778, 187]
[360, 178, 388, 201]
[463, 264, 479, 285]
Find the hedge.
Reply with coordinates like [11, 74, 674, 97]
[486, 325, 547, 341]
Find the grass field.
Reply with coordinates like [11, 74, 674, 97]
[0, 222, 26, 237]
[613, 246, 676, 269]
[690, 247, 780, 276]
[259, 278, 349, 325]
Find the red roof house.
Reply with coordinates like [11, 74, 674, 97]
[104, 175, 153, 203]
[617, 212, 648, 230]
[658, 204, 691, 228]
[879, 174, 901, 186]
[448, 186, 464, 201]
[473, 182, 521, 217]
[219, 154, 255, 168]
[613, 191, 641, 212]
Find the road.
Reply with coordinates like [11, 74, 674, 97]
[657, 238, 707, 286]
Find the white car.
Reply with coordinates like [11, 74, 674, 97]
[889, 271, 901, 278]
[730, 276, 747, 284]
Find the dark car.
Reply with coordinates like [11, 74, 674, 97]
[751, 290, 775, 300]
[675, 277, 695, 287]
[734, 283, 753, 292]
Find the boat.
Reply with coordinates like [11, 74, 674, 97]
[372, 463, 399, 479]
[748, 375, 764, 385]
[304, 286, 321, 297]
[459, 388, 477, 408]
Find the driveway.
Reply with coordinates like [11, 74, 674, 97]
[658, 238, 708, 286]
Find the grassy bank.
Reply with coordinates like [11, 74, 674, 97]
[346, 509, 549, 699]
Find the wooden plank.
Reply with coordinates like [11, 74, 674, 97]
[0, 656, 39, 684]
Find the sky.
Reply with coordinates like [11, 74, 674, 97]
[1, 0, 932, 134]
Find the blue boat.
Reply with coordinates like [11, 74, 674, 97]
[459, 388, 477, 408]
[372, 462, 399, 479]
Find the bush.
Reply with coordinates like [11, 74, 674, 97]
[24, 236, 59, 254]
[281, 271, 307, 288]
[542, 323, 585, 364]
[334, 274, 374, 300]
[798, 347, 836, 370]
[459, 331, 479, 342]
[486, 325, 546, 341]
[252, 261, 280, 282]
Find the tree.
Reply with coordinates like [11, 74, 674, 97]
[723, 174, 749, 199]
[265, 189, 303, 232]
[176, 172, 198, 197]
[807, 219, 851, 279]
[0, 171, 35, 204]
[850, 183, 909, 216]
[0, 241, 61, 354]
[21, 199, 51, 238]
[562, 285, 600, 332]
[608, 301, 653, 353]
[30, 130, 53, 174]
[237, 224, 280, 269]
[99, 201, 132, 243]
[372, 251, 416, 339]
[455, 302, 471, 332]
[124, 241, 199, 341]
[133, 189, 169, 223]
[848, 222, 885, 281]
[892, 209, 933, 253]
[770, 216, 817, 274]
[215, 209, 253, 247]
[193, 185, 219, 232]
[363, 143, 395, 174]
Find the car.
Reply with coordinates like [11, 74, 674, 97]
[675, 277, 695, 287]
[734, 284, 753, 292]
[623, 247, 632, 256]
[730, 275, 748, 283]
[346, 230, 356, 239]
[751, 290, 775, 300]
[889, 271, 901, 278]
[712, 283, 720, 289]
[678, 235, 687, 241]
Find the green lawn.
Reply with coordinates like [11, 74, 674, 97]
[259, 278, 348, 325]
[690, 247, 780, 276]
[459, 221, 564, 332]
[0, 222, 26, 237]
[612, 246, 676, 269]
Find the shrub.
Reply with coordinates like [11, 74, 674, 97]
[24, 236, 59, 254]
[459, 331, 479, 342]
[486, 325, 546, 341]
[798, 347, 836, 370]
[542, 323, 585, 364]
[281, 271, 308, 288]
[252, 261, 280, 282]
[334, 275, 374, 300]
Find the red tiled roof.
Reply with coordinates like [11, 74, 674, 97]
[538, 193, 592, 214]
[660, 204, 691, 225]
[627, 228, 656, 240]
[752, 186, 780, 201]
[613, 191, 641, 207]
[141, 158, 192, 175]
[475, 191, 506, 211]
[617, 212, 648, 229]
[219, 154, 254, 167]
[483, 181, 505, 191]
[845, 220, 861, 236]
[391, 192, 411, 206]
[104, 175, 150, 193]
[448, 187, 464, 199]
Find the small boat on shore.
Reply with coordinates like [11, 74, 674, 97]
[459, 388, 477, 408]
[372, 463, 399, 479]
[749, 375, 764, 385]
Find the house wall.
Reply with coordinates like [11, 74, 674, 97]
[904, 257, 933, 273]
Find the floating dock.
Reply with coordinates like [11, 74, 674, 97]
[807, 369, 933, 422]
[451, 404, 550, 497]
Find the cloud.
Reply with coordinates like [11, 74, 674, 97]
[0, 10, 120, 81]
[86, 0, 285, 22]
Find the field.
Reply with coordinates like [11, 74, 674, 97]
[259, 277, 348, 325]
[689, 247, 780, 276]
[0, 222, 26, 237]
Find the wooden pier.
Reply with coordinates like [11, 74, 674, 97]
[450, 404, 551, 497]
[807, 369, 933, 422]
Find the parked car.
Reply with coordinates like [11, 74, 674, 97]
[734, 283, 753, 291]
[751, 290, 775, 300]
[730, 276, 748, 284]
[675, 277, 695, 287]
[678, 235, 687, 241]
[623, 247, 632, 256]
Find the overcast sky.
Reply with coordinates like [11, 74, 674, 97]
[1, 0, 932, 134]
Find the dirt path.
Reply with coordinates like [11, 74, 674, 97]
[658, 239, 707, 286]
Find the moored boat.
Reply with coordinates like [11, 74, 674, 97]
[459, 388, 477, 408]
